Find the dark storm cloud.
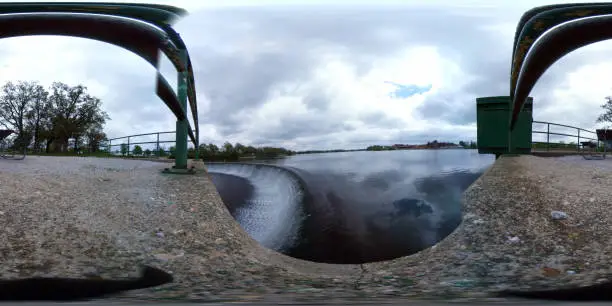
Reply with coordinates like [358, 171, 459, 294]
[359, 111, 405, 129]
[169, 4, 609, 145]
[173, 5, 527, 140]
[248, 115, 356, 145]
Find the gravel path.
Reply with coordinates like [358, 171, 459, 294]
[0, 155, 610, 303]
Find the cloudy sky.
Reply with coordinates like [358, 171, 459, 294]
[1, 0, 612, 150]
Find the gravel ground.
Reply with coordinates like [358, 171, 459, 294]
[0, 155, 610, 303]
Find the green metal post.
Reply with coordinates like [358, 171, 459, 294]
[156, 132, 160, 157]
[173, 48, 189, 170]
[195, 132, 200, 161]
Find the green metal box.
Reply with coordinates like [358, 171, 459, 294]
[476, 96, 533, 156]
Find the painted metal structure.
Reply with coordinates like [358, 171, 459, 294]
[511, 3, 612, 129]
[0, 2, 199, 173]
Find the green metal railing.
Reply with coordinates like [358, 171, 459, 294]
[106, 131, 176, 157]
[532, 120, 600, 151]
[0, 2, 200, 174]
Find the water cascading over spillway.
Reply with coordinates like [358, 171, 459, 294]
[207, 162, 483, 264]
[206, 163, 305, 253]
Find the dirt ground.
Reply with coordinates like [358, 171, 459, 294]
[0, 155, 610, 303]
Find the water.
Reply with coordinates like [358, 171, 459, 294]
[207, 149, 495, 264]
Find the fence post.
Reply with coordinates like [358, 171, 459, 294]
[173, 49, 189, 170]
[127, 136, 130, 157]
[577, 129, 580, 150]
[108, 139, 112, 154]
[156, 133, 160, 157]
[546, 123, 550, 151]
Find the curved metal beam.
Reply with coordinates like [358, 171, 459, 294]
[0, 13, 188, 132]
[511, 3, 612, 101]
[0, 13, 163, 64]
[511, 3, 602, 66]
[0, 3, 194, 99]
[0, 2, 187, 27]
[0, 2, 199, 152]
[512, 14, 612, 129]
[159, 24, 198, 135]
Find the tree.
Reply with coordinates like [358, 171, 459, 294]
[244, 145, 257, 155]
[45, 82, 109, 152]
[85, 127, 107, 153]
[169, 146, 175, 156]
[597, 96, 612, 126]
[207, 143, 219, 154]
[234, 142, 245, 154]
[22, 82, 49, 152]
[222, 142, 234, 153]
[133, 145, 143, 156]
[144, 149, 152, 157]
[0, 81, 41, 150]
[120, 143, 129, 156]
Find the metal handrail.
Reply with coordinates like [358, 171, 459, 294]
[532, 120, 600, 151]
[103, 131, 182, 157]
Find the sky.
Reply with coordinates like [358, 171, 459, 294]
[1, 0, 612, 150]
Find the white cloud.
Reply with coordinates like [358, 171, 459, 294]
[3, 0, 612, 150]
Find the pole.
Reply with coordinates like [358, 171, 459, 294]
[174, 48, 189, 170]
[156, 133, 160, 157]
[546, 123, 550, 151]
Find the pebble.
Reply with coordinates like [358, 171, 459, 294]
[551, 211, 568, 220]
[507, 236, 520, 243]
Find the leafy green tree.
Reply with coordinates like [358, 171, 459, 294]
[133, 145, 143, 156]
[222, 142, 234, 153]
[244, 145, 257, 155]
[120, 143, 128, 156]
[169, 146, 175, 156]
[208, 143, 219, 154]
[234, 142, 245, 154]
[157, 146, 168, 157]
[45, 82, 109, 152]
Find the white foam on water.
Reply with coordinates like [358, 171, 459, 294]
[206, 163, 304, 251]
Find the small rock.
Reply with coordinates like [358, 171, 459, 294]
[507, 236, 520, 243]
[0, 211, 4, 216]
[589, 197, 595, 203]
[473, 219, 485, 225]
[562, 200, 569, 206]
[156, 231, 164, 238]
[551, 211, 568, 220]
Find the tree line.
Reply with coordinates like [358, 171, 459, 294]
[0, 80, 109, 153]
[198, 142, 295, 161]
[108, 141, 296, 161]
